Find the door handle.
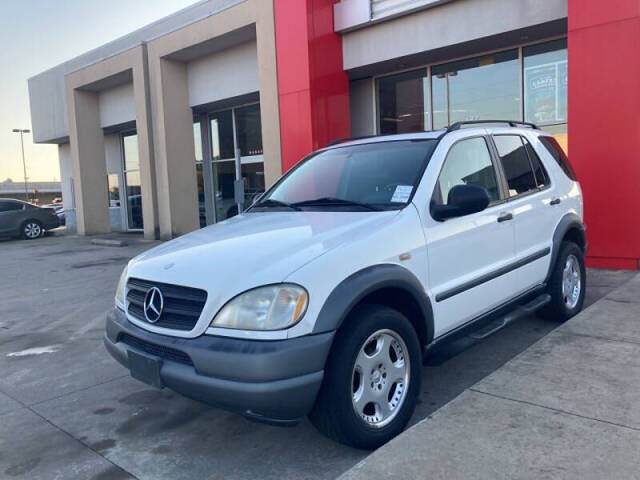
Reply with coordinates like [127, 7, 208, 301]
[497, 212, 513, 223]
[550, 197, 561, 205]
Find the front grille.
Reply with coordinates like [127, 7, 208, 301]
[119, 333, 193, 366]
[126, 277, 207, 331]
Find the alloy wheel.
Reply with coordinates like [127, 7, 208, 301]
[351, 329, 410, 428]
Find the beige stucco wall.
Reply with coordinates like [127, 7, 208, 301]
[62, 0, 281, 240]
[65, 45, 158, 239]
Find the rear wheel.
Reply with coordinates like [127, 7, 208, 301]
[21, 220, 43, 239]
[539, 241, 586, 321]
[309, 304, 421, 449]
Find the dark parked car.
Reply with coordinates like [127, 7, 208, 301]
[0, 199, 60, 239]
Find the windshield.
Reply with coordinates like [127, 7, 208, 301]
[253, 140, 437, 211]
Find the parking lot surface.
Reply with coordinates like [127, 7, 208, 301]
[0, 233, 635, 479]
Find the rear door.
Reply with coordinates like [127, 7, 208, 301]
[490, 132, 555, 292]
[422, 134, 519, 337]
[0, 200, 25, 234]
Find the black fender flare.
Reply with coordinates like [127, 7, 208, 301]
[312, 264, 434, 345]
[546, 213, 586, 282]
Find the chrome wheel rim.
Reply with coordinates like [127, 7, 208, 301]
[562, 254, 581, 309]
[24, 223, 41, 239]
[351, 329, 410, 428]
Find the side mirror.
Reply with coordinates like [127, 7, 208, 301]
[431, 184, 490, 221]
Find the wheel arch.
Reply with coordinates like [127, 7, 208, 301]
[546, 213, 586, 282]
[312, 264, 434, 348]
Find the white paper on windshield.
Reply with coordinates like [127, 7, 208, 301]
[391, 185, 413, 203]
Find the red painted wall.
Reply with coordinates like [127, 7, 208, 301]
[273, 0, 350, 172]
[568, 0, 640, 270]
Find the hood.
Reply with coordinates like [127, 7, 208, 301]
[128, 210, 398, 310]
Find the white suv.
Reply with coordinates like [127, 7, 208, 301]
[105, 121, 586, 448]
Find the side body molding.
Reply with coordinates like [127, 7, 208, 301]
[312, 264, 434, 345]
[546, 213, 586, 282]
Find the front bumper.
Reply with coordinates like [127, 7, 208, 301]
[104, 308, 334, 424]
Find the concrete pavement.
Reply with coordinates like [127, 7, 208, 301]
[0, 232, 635, 479]
[342, 273, 640, 480]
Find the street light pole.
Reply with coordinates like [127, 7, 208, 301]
[12, 128, 30, 201]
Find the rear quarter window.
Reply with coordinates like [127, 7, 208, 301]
[539, 136, 576, 181]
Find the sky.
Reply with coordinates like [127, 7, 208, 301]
[0, 0, 201, 183]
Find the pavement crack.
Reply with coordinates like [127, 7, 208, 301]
[28, 374, 130, 408]
[469, 388, 640, 433]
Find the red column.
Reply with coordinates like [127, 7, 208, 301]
[568, 0, 640, 270]
[274, 0, 350, 172]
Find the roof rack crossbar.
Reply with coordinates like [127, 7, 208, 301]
[446, 120, 539, 133]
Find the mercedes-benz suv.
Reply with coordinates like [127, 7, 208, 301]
[105, 121, 586, 449]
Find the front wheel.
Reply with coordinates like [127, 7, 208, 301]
[309, 304, 421, 449]
[21, 220, 43, 239]
[539, 241, 586, 321]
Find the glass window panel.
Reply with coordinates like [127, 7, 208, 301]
[377, 69, 429, 134]
[210, 110, 235, 160]
[212, 160, 237, 221]
[522, 137, 549, 187]
[193, 122, 203, 162]
[124, 170, 143, 229]
[540, 134, 576, 180]
[541, 123, 568, 155]
[264, 140, 437, 207]
[433, 137, 499, 205]
[242, 162, 265, 207]
[196, 163, 206, 228]
[235, 104, 263, 157]
[122, 134, 139, 171]
[494, 135, 537, 196]
[432, 50, 520, 128]
[107, 174, 120, 208]
[432, 70, 448, 130]
[524, 39, 567, 124]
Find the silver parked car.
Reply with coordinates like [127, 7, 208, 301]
[0, 199, 60, 239]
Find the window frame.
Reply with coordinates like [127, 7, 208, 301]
[429, 135, 508, 221]
[374, 36, 568, 134]
[489, 134, 552, 202]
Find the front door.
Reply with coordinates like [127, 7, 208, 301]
[423, 136, 518, 337]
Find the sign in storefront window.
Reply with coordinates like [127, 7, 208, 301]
[524, 39, 567, 125]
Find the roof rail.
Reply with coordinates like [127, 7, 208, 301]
[446, 120, 539, 133]
[325, 134, 379, 148]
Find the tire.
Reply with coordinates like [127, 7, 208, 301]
[309, 304, 421, 449]
[538, 241, 586, 322]
[21, 220, 43, 240]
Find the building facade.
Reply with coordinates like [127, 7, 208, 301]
[28, 0, 640, 269]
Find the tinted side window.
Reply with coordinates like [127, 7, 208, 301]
[539, 136, 576, 180]
[523, 137, 549, 188]
[0, 201, 24, 212]
[433, 137, 499, 206]
[494, 135, 537, 197]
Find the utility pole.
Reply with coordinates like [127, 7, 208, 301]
[12, 128, 30, 201]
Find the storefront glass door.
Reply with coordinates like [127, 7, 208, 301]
[122, 132, 144, 230]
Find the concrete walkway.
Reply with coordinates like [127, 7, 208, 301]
[343, 274, 640, 480]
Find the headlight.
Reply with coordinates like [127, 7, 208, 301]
[115, 264, 129, 308]
[211, 284, 308, 331]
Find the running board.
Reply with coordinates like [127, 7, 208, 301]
[424, 292, 551, 366]
[469, 294, 551, 340]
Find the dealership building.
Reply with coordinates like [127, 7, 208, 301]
[28, 0, 640, 269]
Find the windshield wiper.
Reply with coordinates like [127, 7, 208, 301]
[252, 198, 301, 211]
[292, 197, 381, 211]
